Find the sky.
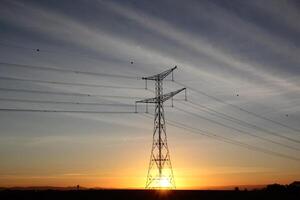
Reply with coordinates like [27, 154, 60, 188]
[0, 0, 300, 189]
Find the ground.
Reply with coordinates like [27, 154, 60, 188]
[1, 189, 299, 200]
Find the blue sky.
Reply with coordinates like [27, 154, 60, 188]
[0, 0, 299, 188]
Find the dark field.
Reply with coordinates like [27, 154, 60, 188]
[1, 189, 299, 200]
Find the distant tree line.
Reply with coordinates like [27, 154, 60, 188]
[264, 181, 300, 192]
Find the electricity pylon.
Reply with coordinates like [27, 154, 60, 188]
[135, 66, 186, 189]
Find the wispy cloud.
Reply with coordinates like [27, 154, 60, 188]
[101, 0, 300, 93]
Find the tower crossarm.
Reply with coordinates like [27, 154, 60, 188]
[136, 88, 186, 104]
[142, 66, 177, 81]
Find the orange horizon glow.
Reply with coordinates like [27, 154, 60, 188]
[1, 147, 299, 189]
[0, 168, 298, 189]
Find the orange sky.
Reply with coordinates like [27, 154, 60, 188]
[1, 130, 299, 189]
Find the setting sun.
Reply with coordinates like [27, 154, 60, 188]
[158, 177, 172, 189]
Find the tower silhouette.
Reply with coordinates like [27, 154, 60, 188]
[136, 66, 186, 189]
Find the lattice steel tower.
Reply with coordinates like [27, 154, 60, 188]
[136, 66, 186, 189]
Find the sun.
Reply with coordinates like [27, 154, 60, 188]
[159, 177, 171, 188]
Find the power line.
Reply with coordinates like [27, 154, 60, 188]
[0, 76, 145, 90]
[174, 105, 300, 145]
[174, 81, 300, 134]
[0, 62, 141, 79]
[3, 42, 299, 163]
[3, 59, 297, 134]
[141, 113, 300, 162]
[0, 87, 143, 99]
[168, 121, 300, 162]
[0, 108, 136, 114]
[0, 97, 134, 107]
[0, 87, 90, 96]
[181, 101, 300, 149]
